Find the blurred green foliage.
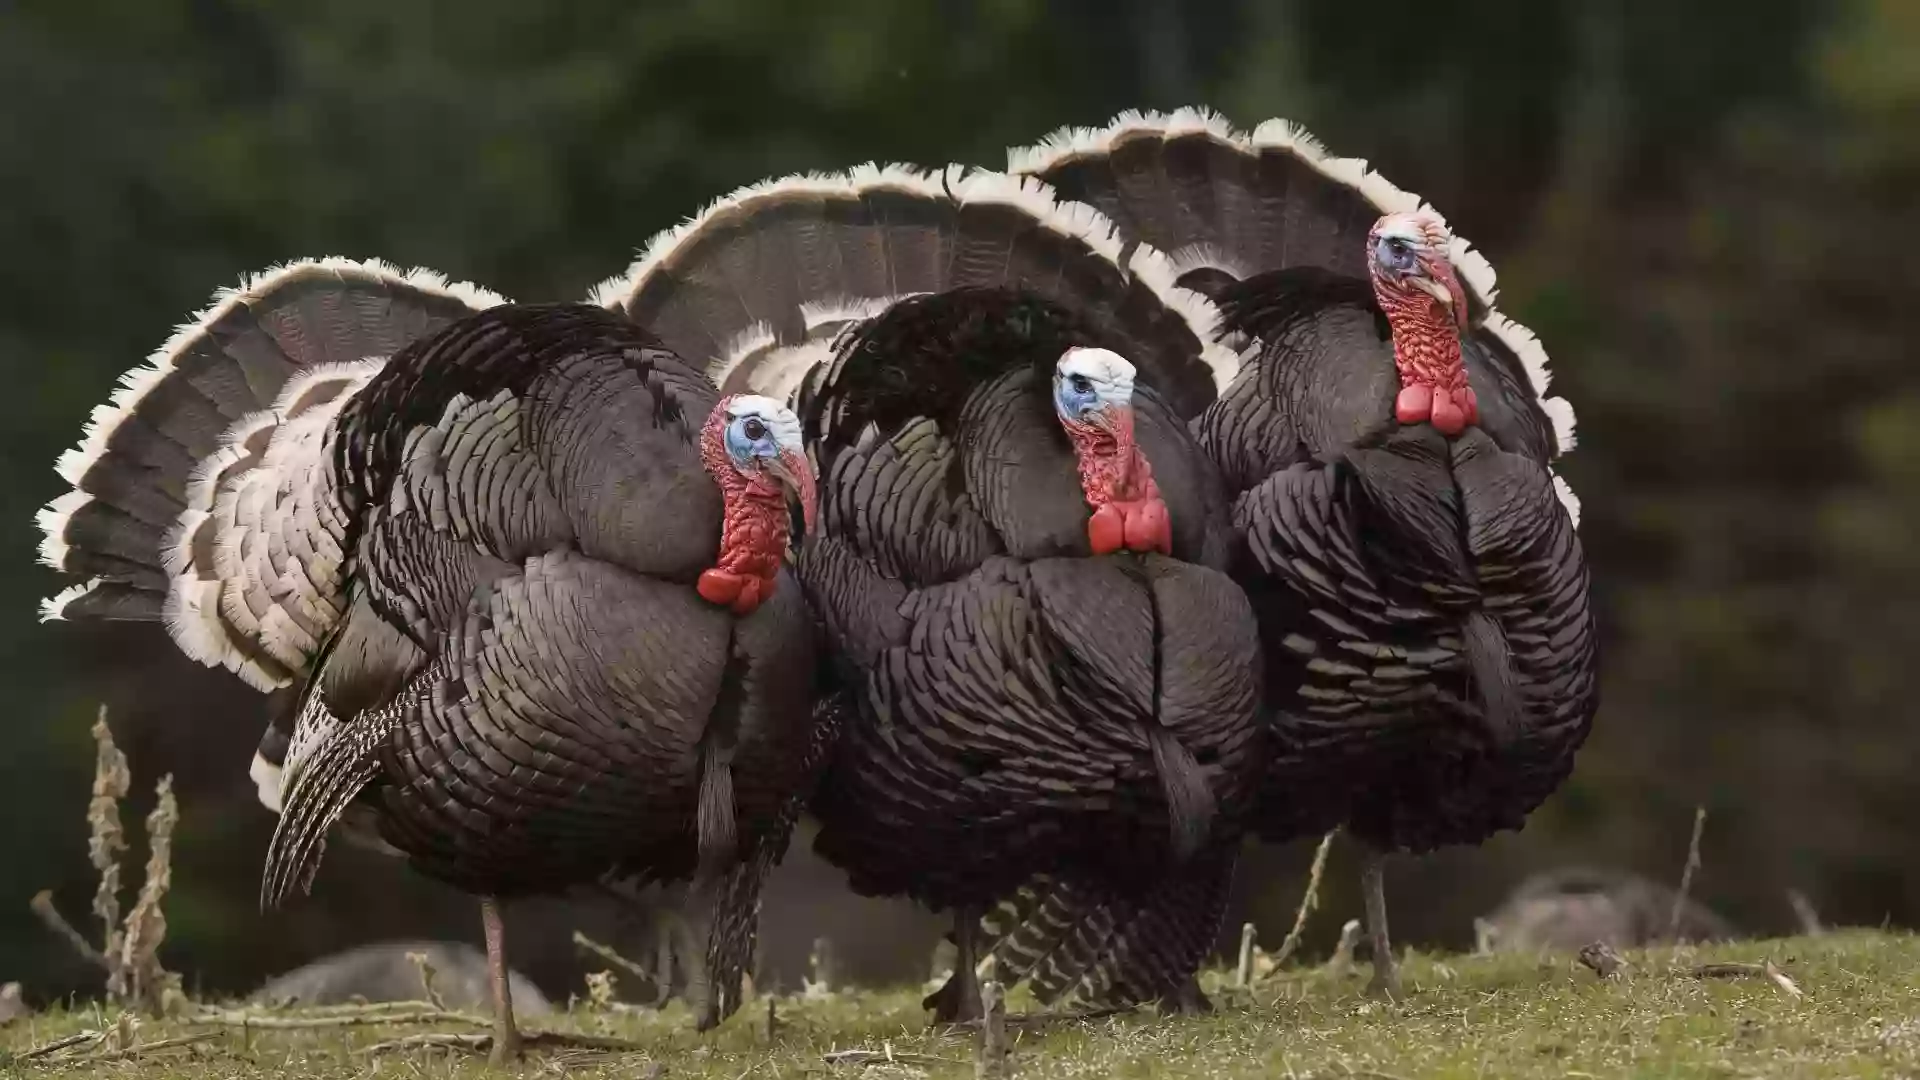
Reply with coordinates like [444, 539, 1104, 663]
[0, 0, 1910, 999]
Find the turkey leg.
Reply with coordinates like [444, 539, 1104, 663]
[927, 905, 985, 1023]
[1360, 848, 1402, 999]
[482, 897, 523, 1064]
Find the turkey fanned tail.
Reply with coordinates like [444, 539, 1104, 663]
[36, 258, 506, 692]
[590, 163, 1239, 421]
[1005, 106, 1577, 467]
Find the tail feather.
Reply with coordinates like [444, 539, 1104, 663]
[943, 848, 1239, 1011]
[591, 164, 1240, 422]
[259, 687, 398, 909]
[38, 258, 506, 690]
[1007, 107, 1578, 464]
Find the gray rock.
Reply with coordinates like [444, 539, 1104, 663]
[1476, 867, 1739, 954]
[250, 941, 551, 1015]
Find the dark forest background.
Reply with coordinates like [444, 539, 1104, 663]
[1, 0, 1913, 1004]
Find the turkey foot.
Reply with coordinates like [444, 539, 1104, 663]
[1359, 848, 1402, 1000]
[922, 906, 985, 1023]
[697, 568, 771, 615]
[1087, 498, 1172, 556]
[1157, 977, 1213, 1015]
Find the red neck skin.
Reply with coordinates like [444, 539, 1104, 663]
[1372, 275, 1480, 436]
[1064, 407, 1173, 556]
[696, 413, 791, 616]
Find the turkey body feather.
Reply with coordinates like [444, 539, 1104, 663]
[998, 107, 1600, 998]
[598, 165, 1267, 1014]
[37, 270, 827, 1038]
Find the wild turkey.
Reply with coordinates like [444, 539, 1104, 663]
[993, 108, 1598, 997]
[34, 260, 827, 1059]
[592, 165, 1265, 1018]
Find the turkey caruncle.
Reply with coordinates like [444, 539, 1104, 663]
[965, 107, 1599, 1000]
[33, 260, 831, 1060]
[593, 162, 1267, 1019]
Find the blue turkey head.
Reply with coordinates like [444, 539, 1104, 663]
[718, 393, 816, 544]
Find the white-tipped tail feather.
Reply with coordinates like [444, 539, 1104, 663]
[1009, 108, 1580, 465]
[591, 163, 1239, 400]
[38, 256, 506, 689]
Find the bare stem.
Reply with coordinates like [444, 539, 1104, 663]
[1270, 830, 1337, 971]
[1668, 806, 1707, 941]
[29, 890, 108, 970]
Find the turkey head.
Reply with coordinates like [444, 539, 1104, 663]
[697, 393, 817, 614]
[1051, 347, 1172, 557]
[1368, 211, 1479, 436]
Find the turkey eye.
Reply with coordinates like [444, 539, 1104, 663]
[742, 417, 767, 441]
[1070, 374, 1093, 394]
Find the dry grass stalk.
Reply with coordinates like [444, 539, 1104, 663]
[1269, 830, 1337, 972]
[585, 970, 617, 1011]
[1668, 806, 1707, 941]
[809, 935, 839, 995]
[115, 775, 181, 1013]
[28, 891, 105, 969]
[975, 979, 1009, 1080]
[1234, 922, 1258, 987]
[405, 950, 446, 1010]
[1787, 890, 1825, 937]
[33, 708, 182, 1015]
[87, 707, 130, 975]
[1326, 918, 1363, 978]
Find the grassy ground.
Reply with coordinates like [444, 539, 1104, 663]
[4, 930, 1916, 1078]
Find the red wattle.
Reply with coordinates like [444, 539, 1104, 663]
[699, 568, 745, 606]
[1430, 387, 1467, 436]
[1088, 504, 1126, 556]
[1460, 386, 1481, 426]
[730, 574, 765, 616]
[698, 567, 778, 615]
[1123, 498, 1172, 555]
[1396, 383, 1434, 425]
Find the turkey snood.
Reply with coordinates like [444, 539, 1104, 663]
[1053, 347, 1173, 556]
[1369, 211, 1479, 437]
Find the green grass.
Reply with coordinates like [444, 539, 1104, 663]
[5, 930, 1918, 1078]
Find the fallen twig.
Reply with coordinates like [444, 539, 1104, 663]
[825, 1047, 960, 1068]
[1668, 806, 1707, 941]
[1688, 960, 1803, 998]
[84, 1031, 220, 1063]
[359, 1029, 651, 1057]
[185, 1005, 489, 1029]
[573, 930, 652, 984]
[944, 1005, 1133, 1031]
[14, 1029, 106, 1061]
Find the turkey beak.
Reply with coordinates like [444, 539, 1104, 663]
[1088, 402, 1138, 450]
[1411, 258, 1472, 333]
[765, 448, 817, 549]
